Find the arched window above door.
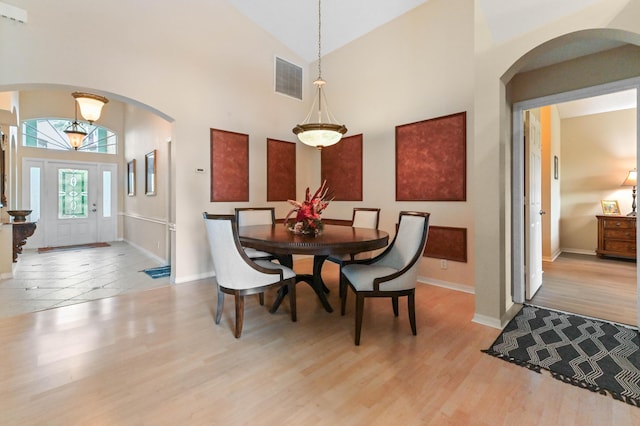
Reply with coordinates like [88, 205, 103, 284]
[21, 118, 117, 154]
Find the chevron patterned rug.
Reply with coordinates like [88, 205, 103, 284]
[483, 305, 640, 407]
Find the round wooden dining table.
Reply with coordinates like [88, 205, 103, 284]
[238, 224, 389, 313]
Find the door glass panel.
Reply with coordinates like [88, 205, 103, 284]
[58, 169, 88, 219]
[29, 167, 41, 222]
[102, 171, 111, 217]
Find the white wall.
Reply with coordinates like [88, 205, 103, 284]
[0, 0, 309, 283]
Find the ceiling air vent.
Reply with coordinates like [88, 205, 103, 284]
[275, 57, 302, 100]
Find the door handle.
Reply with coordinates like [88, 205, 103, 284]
[539, 210, 546, 215]
[91, 208, 97, 212]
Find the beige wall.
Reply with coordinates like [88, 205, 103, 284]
[560, 108, 637, 252]
[318, 0, 475, 289]
[540, 105, 562, 261]
[122, 104, 172, 261]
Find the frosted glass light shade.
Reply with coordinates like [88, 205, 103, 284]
[72, 92, 109, 123]
[64, 121, 87, 150]
[293, 123, 347, 149]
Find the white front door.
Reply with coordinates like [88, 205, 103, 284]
[22, 159, 118, 249]
[525, 111, 543, 299]
[45, 163, 99, 246]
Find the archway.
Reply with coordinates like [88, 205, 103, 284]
[503, 29, 640, 325]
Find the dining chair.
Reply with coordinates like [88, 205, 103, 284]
[235, 207, 279, 261]
[326, 208, 381, 299]
[203, 213, 297, 338]
[340, 211, 430, 345]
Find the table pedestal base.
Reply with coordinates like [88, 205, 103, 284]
[270, 255, 333, 313]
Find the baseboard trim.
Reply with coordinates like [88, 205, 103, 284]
[417, 276, 474, 294]
[174, 271, 214, 285]
[472, 302, 522, 330]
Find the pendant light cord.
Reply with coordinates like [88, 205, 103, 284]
[317, 0, 322, 80]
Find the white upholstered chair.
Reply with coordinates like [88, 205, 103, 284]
[235, 207, 279, 261]
[340, 211, 430, 345]
[326, 208, 381, 299]
[203, 213, 297, 338]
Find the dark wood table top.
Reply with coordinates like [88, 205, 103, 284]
[238, 224, 389, 256]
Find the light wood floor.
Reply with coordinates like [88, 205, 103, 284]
[1, 260, 639, 425]
[531, 253, 637, 326]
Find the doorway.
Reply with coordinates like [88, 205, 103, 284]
[513, 78, 640, 326]
[22, 158, 117, 248]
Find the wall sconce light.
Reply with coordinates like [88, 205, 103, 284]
[622, 168, 637, 216]
[72, 92, 109, 124]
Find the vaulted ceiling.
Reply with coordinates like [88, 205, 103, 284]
[226, 0, 635, 116]
[226, 0, 605, 62]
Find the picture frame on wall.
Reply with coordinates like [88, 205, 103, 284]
[127, 159, 136, 196]
[145, 150, 156, 196]
[601, 200, 620, 215]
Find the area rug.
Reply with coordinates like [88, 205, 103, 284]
[483, 304, 640, 407]
[38, 242, 110, 253]
[142, 265, 171, 279]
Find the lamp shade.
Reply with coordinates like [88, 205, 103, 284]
[622, 169, 637, 187]
[72, 92, 109, 123]
[64, 121, 87, 150]
[293, 123, 347, 149]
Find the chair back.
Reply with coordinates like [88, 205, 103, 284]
[203, 213, 276, 290]
[375, 211, 430, 275]
[352, 208, 380, 229]
[235, 207, 276, 227]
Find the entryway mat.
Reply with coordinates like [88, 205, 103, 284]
[143, 265, 171, 279]
[38, 242, 111, 253]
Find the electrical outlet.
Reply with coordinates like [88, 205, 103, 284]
[440, 259, 448, 270]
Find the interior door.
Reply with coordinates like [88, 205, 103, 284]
[525, 111, 543, 299]
[45, 162, 99, 246]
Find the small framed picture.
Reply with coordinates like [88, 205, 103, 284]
[127, 159, 136, 196]
[145, 150, 156, 196]
[601, 200, 620, 215]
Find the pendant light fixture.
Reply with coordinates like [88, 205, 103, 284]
[64, 99, 87, 150]
[292, 0, 347, 150]
[72, 92, 109, 124]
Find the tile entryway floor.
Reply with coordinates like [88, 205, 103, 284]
[0, 241, 170, 319]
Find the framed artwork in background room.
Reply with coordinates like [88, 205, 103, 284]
[601, 200, 620, 215]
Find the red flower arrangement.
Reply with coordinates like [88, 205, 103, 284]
[285, 180, 332, 235]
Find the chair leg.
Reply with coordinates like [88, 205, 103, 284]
[392, 296, 399, 317]
[234, 294, 245, 338]
[215, 286, 224, 324]
[355, 293, 365, 345]
[340, 276, 348, 316]
[259, 292, 264, 306]
[288, 279, 297, 322]
[408, 291, 417, 336]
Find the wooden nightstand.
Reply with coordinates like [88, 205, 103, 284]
[596, 215, 636, 260]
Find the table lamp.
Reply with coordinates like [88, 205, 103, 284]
[622, 168, 637, 216]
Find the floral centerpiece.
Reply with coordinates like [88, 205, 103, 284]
[285, 180, 332, 235]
